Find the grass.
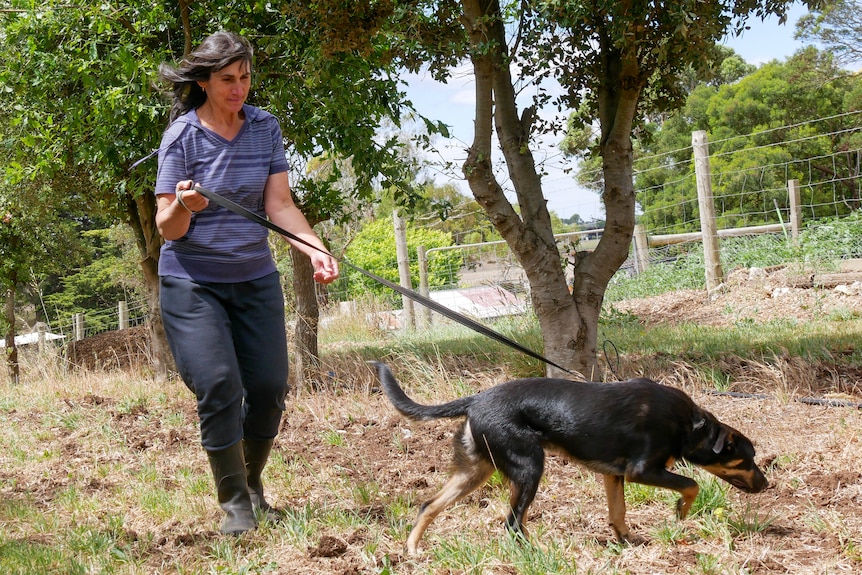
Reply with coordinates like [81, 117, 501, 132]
[3, 231, 862, 573]
[1, 337, 861, 574]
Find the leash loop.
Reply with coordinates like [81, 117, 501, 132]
[192, 185, 576, 375]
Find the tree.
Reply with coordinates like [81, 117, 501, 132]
[0, 181, 84, 383]
[432, 0, 808, 377]
[796, 0, 862, 68]
[1, 2, 427, 386]
[632, 47, 862, 232]
[43, 227, 145, 333]
[562, 46, 756, 222]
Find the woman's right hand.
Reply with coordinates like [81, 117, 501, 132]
[156, 180, 207, 240]
[174, 180, 209, 213]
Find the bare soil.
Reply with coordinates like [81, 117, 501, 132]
[612, 265, 862, 328]
[11, 266, 862, 574]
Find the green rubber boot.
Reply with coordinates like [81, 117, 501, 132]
[243, 438, 284, 522]
[206, 442, 257, 535]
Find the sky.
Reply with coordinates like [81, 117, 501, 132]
[404, 4, 814, 222]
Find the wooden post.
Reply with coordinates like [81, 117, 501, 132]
[417, 245, 431, 328]
[118, 300, 129, 330]
[393, 211, 414, 330]
[787, 179, 802, 244]
[692, 130, 724, 292]
[73, 313, 85, 341]
[633, 224, 649, 273]
[37, 323, 47, 354]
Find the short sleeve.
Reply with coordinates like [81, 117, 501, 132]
[155, 120, 190, 195]
[266, 114, 290, 176]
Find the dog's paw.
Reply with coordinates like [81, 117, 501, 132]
[610, 524, 631, 543]
[675, 496, 694, 519]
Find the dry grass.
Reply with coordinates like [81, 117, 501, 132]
[1, 339, 861, 574]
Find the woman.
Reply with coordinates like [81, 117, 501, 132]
[154, 31, 338, 535]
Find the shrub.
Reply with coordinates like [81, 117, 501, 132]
[341, 215, 463, 305]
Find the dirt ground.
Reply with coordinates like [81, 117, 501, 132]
[611, 264, 862, 328]
[38, 266, 862, 573]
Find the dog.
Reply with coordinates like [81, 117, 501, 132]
[370, 362, 768, 554]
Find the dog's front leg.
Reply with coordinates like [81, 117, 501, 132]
[674, 481, 700, 519]
[602, 474, 630, 542]
[627, 467, 700, 520]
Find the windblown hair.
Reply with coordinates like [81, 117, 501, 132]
[159, 31, 254, 123]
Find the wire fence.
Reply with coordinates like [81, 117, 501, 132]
[37, 113, 862, 341]
[47, 298, 150, 343]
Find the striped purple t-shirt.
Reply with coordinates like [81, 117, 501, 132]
[155, 105, 290, 283]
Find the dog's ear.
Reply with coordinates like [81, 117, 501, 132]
[712, 428, 731, 454]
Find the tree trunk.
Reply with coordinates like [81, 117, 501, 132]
[4, 278, 19, 385]
[572, 43, 641, 378]
[461, 0, 586, 378]
[126, 190, 173, 381]
[290, 246, 322, 390]
[459, 0, 643, 380]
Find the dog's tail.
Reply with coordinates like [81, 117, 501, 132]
[370, 361, 475, 420]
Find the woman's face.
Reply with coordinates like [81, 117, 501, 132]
[198, 59, 251, 116]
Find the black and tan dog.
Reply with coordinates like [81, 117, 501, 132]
[370, 362, 768, 554]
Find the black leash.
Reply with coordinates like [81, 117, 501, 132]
[192, 185, 575, 375]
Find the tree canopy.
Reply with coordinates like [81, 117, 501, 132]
[796, 0, 862, 68]
[0, 1, 438, 381]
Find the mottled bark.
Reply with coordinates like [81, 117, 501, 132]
[461, 0, 585, 377]
[290, 246, 322, 390]
[459, 0, 640, 379]
[127, 191, 173, 381]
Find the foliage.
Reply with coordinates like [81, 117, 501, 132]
[342, 214, 462, 304]
[43, 228, 144, 331]
[0, 181, 86, 323]
[539, 1, 796, 141]
[0, 1, 171, 199]
[560, 46, 756, 162]
[796, 0, 862, 68]
[798, 210, 862, 263]
[0, 1, 430, 215]
[631, 47, 862, 232]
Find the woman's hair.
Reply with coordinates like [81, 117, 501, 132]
[159, 31, 254, 123]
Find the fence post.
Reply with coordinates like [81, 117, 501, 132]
[393, 210, 415, 330]
[633, 224, 649, 273]
[73, 313, 85, 341]
[118, 300, 129, 330]
[692, 130, 724, 291]
[787, 179, 802, 244]
[37, 322, 47, 353]
[417, 245, 431, 328]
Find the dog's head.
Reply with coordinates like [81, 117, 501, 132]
[684, 413, 769, 493]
